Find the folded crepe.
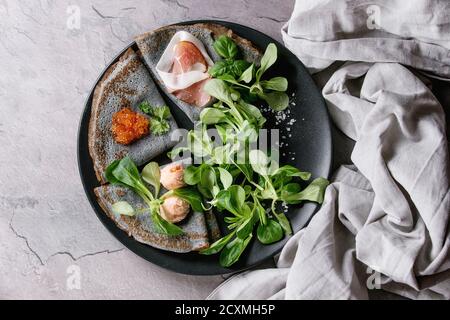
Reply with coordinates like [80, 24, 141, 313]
[95, 184, 221, 253]
[135, 23, 262, 122]
[89, 47, 179, 183]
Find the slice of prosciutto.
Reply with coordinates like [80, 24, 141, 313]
[172, 41, 207, 74]
[156, 31, 214, 108]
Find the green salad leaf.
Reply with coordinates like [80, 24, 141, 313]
[219, 234, 253, 267]
[209, 59, 250, 78]
[111, 201, 135, 217]
[260, 77, 288, 92]
[217, 168, 233, 190]
[184, 165, 202, 185]
[238, 64, 254, 83]
[274, 212, 292, 236]
[281, 177, 329, 204]
[170, 187, 205, 212]
[204, 79, 234, 106]
[200, 231, 236, 255]
[257, 219, 283, 244]
[213, 35, 238, 60]
[142, 162, 161, 197]
[260, 91, 289, 111]
[200, 108, 227, 125]
[256, 43, 278, 81]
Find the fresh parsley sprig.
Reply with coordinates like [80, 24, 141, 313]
[139, 102, 172, 136]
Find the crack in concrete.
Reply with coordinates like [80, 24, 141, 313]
[91, 5, 119, 20]
[50, 248, 125, 261]
[90, 6, 129, 44]
[9, 211, 45, 266]
[257, 16, 286, 23]
[38, 0, 50, 16]
[13, 27, 37, 44]
[18, 3, 44, 26]
[109, 24, 127, 44]
[209, 15, 230, 20]
[8, 206, 124, 267]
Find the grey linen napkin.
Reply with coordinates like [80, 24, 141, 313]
[208, 0, 450, 300]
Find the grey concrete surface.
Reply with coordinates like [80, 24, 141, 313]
[0, 0, 294, 299]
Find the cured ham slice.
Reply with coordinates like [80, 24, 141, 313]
[156, 31, 214, 108]
[173, 79, 211, 108]
[171, 41, 212, 107]
[172, 41, 207, 74]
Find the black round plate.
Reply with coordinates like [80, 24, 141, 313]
[78, 20, 332, 275]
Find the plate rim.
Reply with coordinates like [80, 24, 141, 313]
[77, 19, 333, 275]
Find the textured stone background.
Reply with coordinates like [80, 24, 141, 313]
[0, 0, 295, 299]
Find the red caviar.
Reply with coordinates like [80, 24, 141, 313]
[112, 108, 149, 145]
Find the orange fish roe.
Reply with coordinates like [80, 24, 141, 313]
[112, 108, 149, 145]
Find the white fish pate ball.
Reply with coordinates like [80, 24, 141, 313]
[159, 196, 190, 223]
[160, 162, 187, 190]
